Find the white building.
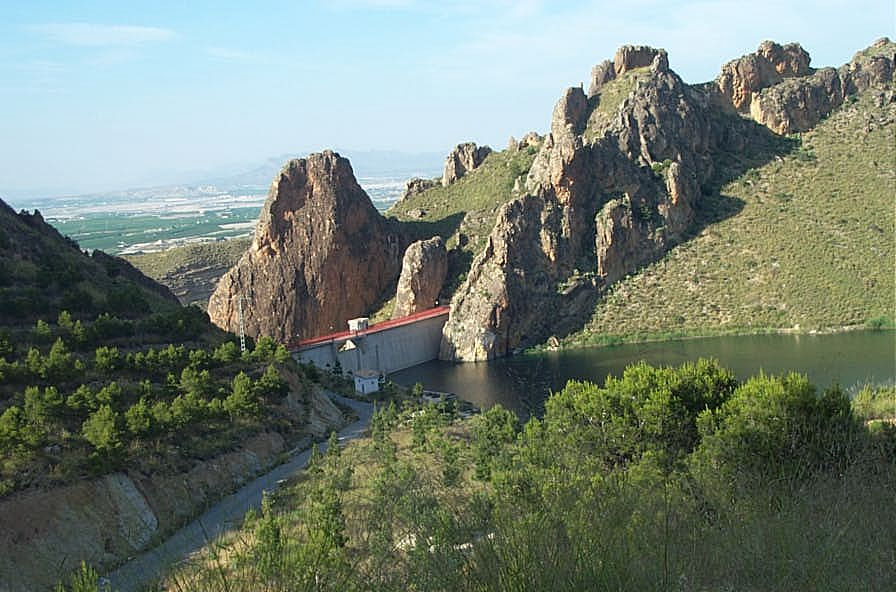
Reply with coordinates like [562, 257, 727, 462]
[353, 369, 380, 394]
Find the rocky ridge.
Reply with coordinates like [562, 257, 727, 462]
[439, 39, 895, 361]
[442, 142, 493, 186]
[202, 39, 893, 357]
[207, 151, 404, 343]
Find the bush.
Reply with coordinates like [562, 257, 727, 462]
[473, 404, 519, 480]
[691, 372, 859, 490]
[94, 346, 121, 373]
[256, 364, 288, 399]
[125, 397, 154, 437]
[81, 405, 123, 454]
[225, 372, 259, 418]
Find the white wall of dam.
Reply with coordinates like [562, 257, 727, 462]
[294, 311, 448, 375]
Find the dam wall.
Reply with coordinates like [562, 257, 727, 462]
[293, 306, 449, 374]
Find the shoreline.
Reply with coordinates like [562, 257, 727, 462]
[536, 322, 894, 355]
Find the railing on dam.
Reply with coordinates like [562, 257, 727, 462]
[291, 306, 450, 375]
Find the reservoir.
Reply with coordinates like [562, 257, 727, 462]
[392, 330, 895, 417]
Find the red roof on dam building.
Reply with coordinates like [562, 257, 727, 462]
[291, 305, 450, 350]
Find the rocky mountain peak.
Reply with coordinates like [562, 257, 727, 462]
[442, 142, 492, 186]
[440, 40, 798, 361]
[716, 41, 811, 112]
[208, 150, 403, 343]
[614, 44, 668, 75]
[551, 86, 589, 136]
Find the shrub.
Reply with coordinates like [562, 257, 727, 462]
[81, 405, 123, 454]
[225, 372, 259, 418]
[473, 404, 519, 480]
[691, 372, 859, 490]
[125, 397, 154, 437]
[94, 346, 121, 373]
[256, 364, 288, 399]
[212, 340, 240, 364]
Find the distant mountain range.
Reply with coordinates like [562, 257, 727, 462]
[5, 149, 445, 207]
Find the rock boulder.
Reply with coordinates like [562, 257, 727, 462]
[401, 177, 437, 200]
[716, 41, 811, 112]
[442, 142, 492, 186]
[392, 236, 448, 319]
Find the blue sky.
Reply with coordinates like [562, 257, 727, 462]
[1, 1, 892, 197]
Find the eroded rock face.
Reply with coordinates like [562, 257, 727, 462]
[716, 41, 811, 112]
[552, 86, 589, 135]
[615, 45, 667, 75]
[392, 236, 448, 319]
[441, 44, 745, 361]
[749, 40, 895, 133]
[401, 177, 437, 200]
[507, 131, 544, 152]
[208, 151, 403, 342]
[589, 59, 616, 95]
[442, 142, 492, 186]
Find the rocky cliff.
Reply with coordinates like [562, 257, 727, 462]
[392, 236, 448, 319]
[439, 39, 895, 361]
[746, 38, 895, 133]
[207, 151, 404, 342]
[442, 142, 493, 186]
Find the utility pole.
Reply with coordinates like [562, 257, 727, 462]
[238, 296, 247, 353]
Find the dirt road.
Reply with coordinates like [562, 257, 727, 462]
[105, 393, 372, 591]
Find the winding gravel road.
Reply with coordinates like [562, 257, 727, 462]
[105, 393, 373, 592]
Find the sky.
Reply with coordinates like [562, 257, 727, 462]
[1, 0, 892, 198]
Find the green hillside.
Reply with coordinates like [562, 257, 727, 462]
[562, 85, 895, 348]
[348, 147, 538, 321]
[0, 202, 338, 497]
[124, 238, 251, 308]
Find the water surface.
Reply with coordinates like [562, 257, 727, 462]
[392, 331, 895, 417]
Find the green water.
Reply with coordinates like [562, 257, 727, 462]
[392, 330, 895, 416]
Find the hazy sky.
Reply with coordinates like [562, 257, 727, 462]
[1, 1, 892, 197]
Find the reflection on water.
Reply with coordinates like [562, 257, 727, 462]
[392, 331, 896, 418]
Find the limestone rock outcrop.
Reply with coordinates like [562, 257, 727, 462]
[749, 38, 895, 133]
[614, 44, 668, 75]
[716, 41, 811, 112]
[401, 177, 437, 200]
[442, 142, 492, 186]
[392, 236, 448, 319]
[440, 44, 755, 361]
[507, 131, 543, 152]
[589, 59, 616, 95]
[208, 151, 403, 343]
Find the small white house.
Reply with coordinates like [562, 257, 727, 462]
[353, 369, 380, 394]
[348, 317, 369, 333]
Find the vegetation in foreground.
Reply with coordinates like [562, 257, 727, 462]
[0, 307, 326, 496]
[0, 201, 336, 497]
[145, 360, 895, 592]
[565, 85, 895, 347]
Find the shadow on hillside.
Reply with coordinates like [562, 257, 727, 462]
[391, 211, 465, 245]
[541, 115, 802, 349]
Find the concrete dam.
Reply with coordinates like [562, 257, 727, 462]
[292, 306, 449, 374]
